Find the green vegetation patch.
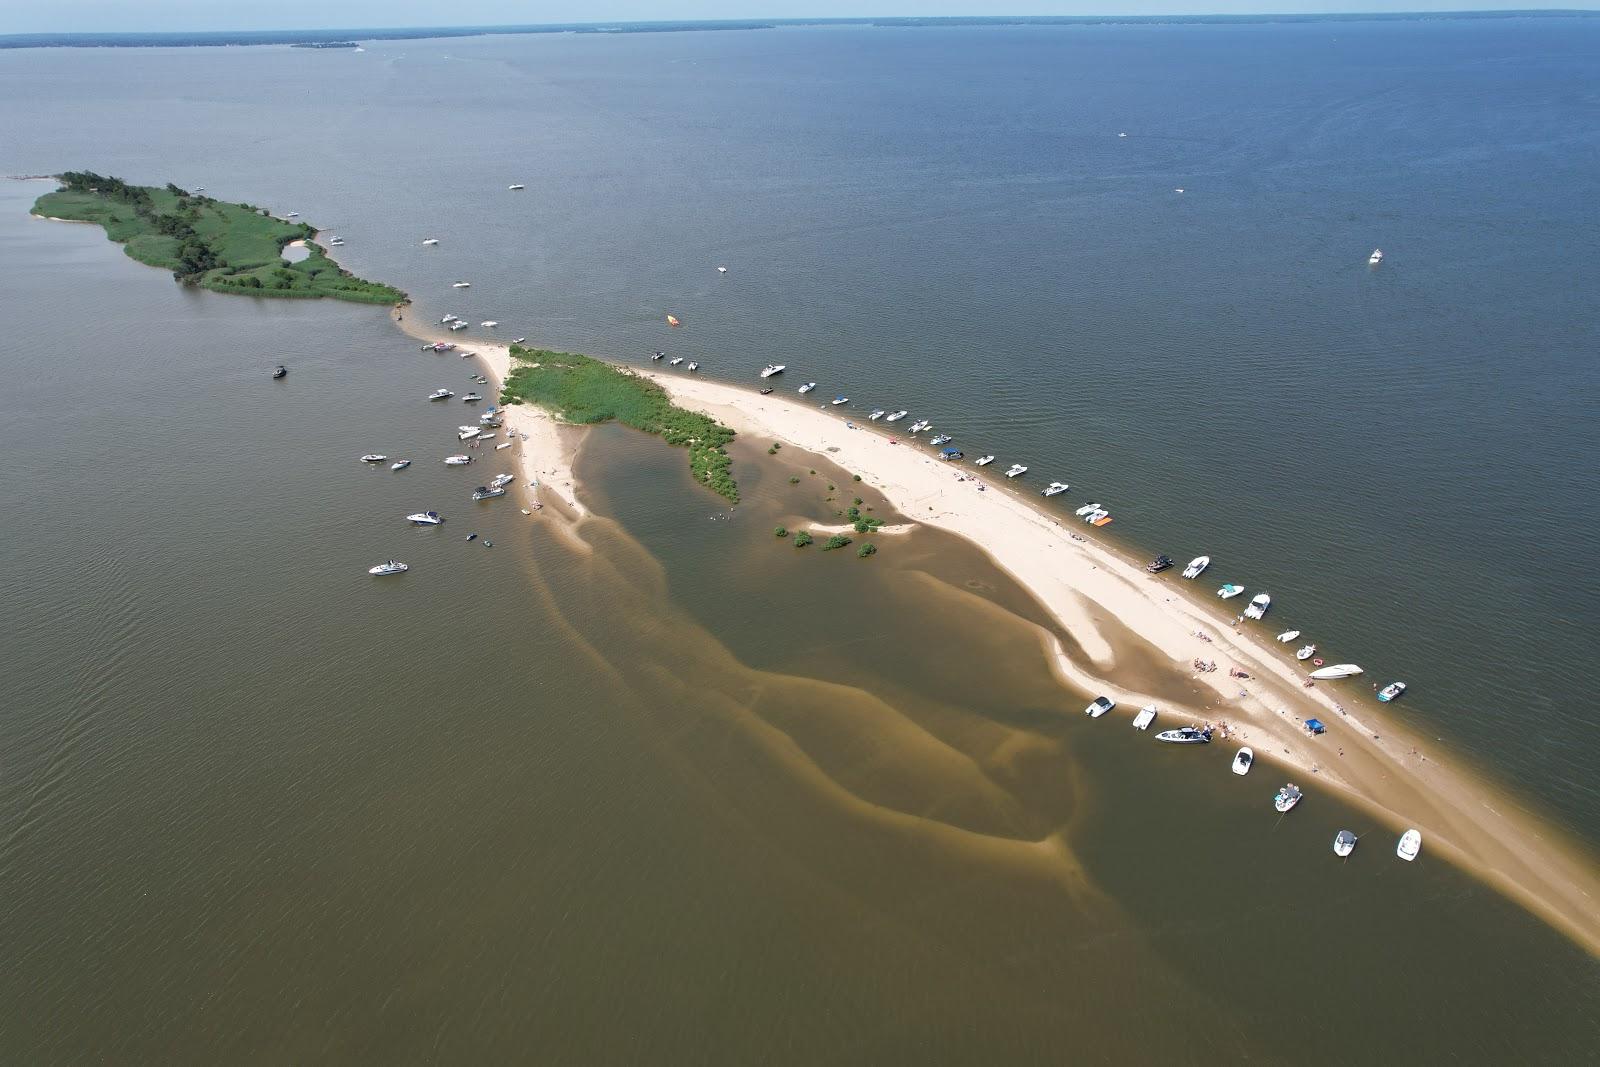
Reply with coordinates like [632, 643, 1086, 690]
[502, 345, 739, 504]
[32, 172, 406, 305]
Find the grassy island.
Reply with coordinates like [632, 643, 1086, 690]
[31, 172, 406, 305]
[501, 345, 739, 503]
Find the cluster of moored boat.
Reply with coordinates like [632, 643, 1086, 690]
[1084, 693, 1423, 861]
[361, 361, 528, 576]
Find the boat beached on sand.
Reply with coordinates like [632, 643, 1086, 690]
[1182, 556, 1209, 579]
[1146, 554, 1173, 573]
[1005, 464, 1028, 478]
[1244, 593, 1272, 619]
[1296, 644, 1317, 661]
[1276, 630, 1300, 643]
[1085, 696, 1115, 718]
[1309, 663, 1363, 680]
[1155, 726, 1212, 744]
[1397, 828, 1422, 861]
[1232, 747, 1253, 775]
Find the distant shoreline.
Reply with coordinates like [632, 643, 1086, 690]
[4, 11, 1598, 51]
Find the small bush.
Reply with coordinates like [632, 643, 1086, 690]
[767, 447, 778, 455]
[857, 543, 877, 558]
[827, 483, 835, 492]
[774, 526, 788, 538]
[821, 534, 852, 552]
[793, 531, 814, 548]
[852, 474, 862, 482]
[852, 497, 863, 506]
[788, 476, 800, 485]
[771, 442, 782, 451]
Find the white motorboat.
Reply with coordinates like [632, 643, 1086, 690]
[285, 211, 299, 218]
[1217, 584, 1245, 599]
[884, 410, 907, 422]
[508, 183, 525, 190]
[1243, 593, 1271, 620]
[449, 321, 468, 331]
[1155, 726, 1212, 744]
[717, 265, 728, 273]
[480, 320, 498, 328]
[1232, 747, 1253, 775]
[368, 560, 408, 576]
[650, 351, 665, 361]
[1333, 830, 1358, 857]
[669, 357, 684, 366]
[1042, 482, 1069, 497]
[1296, 644, 1317, 661]
[444, 455, 472, 466]
[798, 382, 817, 394]
[489, 473, 515, 489]
[1309, 663, 1363, 680]
[452, 281, 471, 288]
[458, 428, 481, 441]
[1182, 555, 1210, 579]
[1074, 502, 1100, 517]
[687, 362, 699, 372]
[1378, 682, 1408, 703]
[495, 441, 512, 450]
[1005, 464, 1028, 478]
[360, 454, 387, 463]
[472, 485, 507, 501]
[428, 388, 454, 401]
[1085, 696, 1115, 718]
[1131, 706, 1157, 731]
[868, 409, 886, 420]
[760, 364, 786, 378]
[407, 511, 444, 526]
[462, 393, 482, 403]
[1396, 828, 1422, 862]
[478, 433, 496, 441]
[1084, 509, 1109, 524]
[1368, 248, 1384, 266]
[390, 460, 411, 471]
[929, 434, 952, 446]
[422, 238, 440, 246]
[1276, 630, 1300, 643]
[975, 455, 995, 466]
[1274, 783, 1303, 813]
[831, 396, 849, 406]
[441, 315, 459, 324]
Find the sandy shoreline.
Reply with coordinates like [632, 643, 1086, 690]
[385, 318, 1598, 955]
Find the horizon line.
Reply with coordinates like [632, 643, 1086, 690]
[4, 9, 1599, 48]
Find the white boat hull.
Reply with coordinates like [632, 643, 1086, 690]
[1397, 829, 1422, 861]
[1309, 664, 1363, 680]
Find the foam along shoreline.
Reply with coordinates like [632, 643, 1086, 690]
[391, 311, 586, 521]
[388, 320, 1598, 955]
[638, 369, 1600, 956]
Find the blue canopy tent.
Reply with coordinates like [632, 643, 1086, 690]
[1305, 718, 1327, 735]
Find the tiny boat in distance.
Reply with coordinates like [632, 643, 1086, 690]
[868, 410, 886, 420]
[462, 393, 482, 403]
[444, 455, 472, 466]
[489, 473, 515, 489]
[441, 315, 459, 324]
[1182, 555, 1209, 579]
[884, 410, 907, 422]
[452, 281, 471, 288]
[1276, 630, 1300, 643]
[407, 511, 444, 526]
[687, 362, 699, 372]
[760, 364, 786, 378]
[480, 321, 498, 329]
[1309, 663, 1363, 680]
[717, 266, 728, 273]
[1377, 681, 1408, 703]
[472, 485, 507, 501]
[360, 454, 387, 464]
[508, 183, 524, 190]
[1232, 747, 1253, 775]
[495, 441, 512, 450]
[1244, 593, 1271, 619]
[422, 238, 439, 246]
[1146, 554, 1173, 572]
[428, 388, 453, 401]
[666, 314, 681, 327]
[1296, 644, 1317, 661]
[1334, 830, 1358, 857]
[1274, 783, 1303, 813]
[1397, 828, 1422, 862]
[1043, 482, 1070, 498]
[929, 434, 952, 446]
[832, 396, 849, 406]
[651, 351, 665, 361]
[449, 321, 468, 331]
[759, 387, 773, 395]
[975, 455, 995, 466]
[368, 560, 408, 576]
[1085, 509, 1110, 525]
[1155, 726, 1212, 744]
[669, 357, 684, 366]
[1005, 464, 1028, 478]
[1085, 696, 1115, 718]
[798, 382, 817, 394]
[1217, 584, 1245, 599]
[1369, 248, 1383, 266]
[1074, 502, 1100, 517]
[458, 428, 481, 441]
[272, 365, 287, 379]
[390, 460, 411, 471]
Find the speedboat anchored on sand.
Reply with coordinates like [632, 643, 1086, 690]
[1155, 726, 1212, 744]
[1085, 696, 1115, 718]
[1232, 748, 1253, 775]
[1296, 644, 1317, 661]
[1005, 464, 1027, 478]
[1217, 584, 1245, 599]
[1309, 663, 1363, 680]
[1182, 556, 1209, 579]
[1244, 593, 1271, 619]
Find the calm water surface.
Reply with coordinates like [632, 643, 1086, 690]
[2, 19, 1599, 1062]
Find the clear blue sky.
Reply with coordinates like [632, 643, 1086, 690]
[1, 2, 1582, 35]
